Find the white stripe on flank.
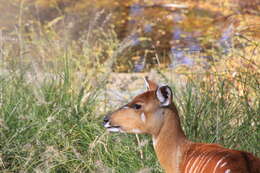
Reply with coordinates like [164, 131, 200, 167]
[213, 154, 230, 173]
[225, 169, 231, 173]
[220, 162, 227, 168]
[188, 151, 207, 173]
[200, 152, 219, 173]
[193, 151, 212, 173]
[184, 150, 197, 173]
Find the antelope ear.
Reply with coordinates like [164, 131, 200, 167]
[156, 85, 172, 106]
[144, 76, 158, 91]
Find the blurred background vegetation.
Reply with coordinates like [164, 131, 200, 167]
[0, 0, 259, 172]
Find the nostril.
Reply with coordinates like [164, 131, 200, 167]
[104, 116, 109, 122]
[103, 116, 110, 125]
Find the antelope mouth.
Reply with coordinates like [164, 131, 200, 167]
[104, 122, 122, 132]
[107, 126, 122, 132]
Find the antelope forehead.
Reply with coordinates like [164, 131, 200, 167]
[133, 90, 155, 100]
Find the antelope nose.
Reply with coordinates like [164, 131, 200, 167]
[103, 115, 110, 126]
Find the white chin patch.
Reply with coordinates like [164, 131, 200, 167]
[131, 129, 143, 133]
[107, 127, 121, 132]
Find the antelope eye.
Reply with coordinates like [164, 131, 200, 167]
[132, 104, 142, 110]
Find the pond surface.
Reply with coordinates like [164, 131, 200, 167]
[108, 1, 259, 72]
[0, 0, 259, 72]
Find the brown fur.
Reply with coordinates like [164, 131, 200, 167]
[104, 78, 260, 173]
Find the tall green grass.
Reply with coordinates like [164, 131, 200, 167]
[0, 68, 160, 172]
[171, 75, 260, 155]
[0, 66, 259, 172]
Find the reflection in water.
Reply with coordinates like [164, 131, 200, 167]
[126, 2, 238, 72]
[219, 24, 234, 54]
[172, 13, 183, 23]
[128, 4, 194, 71]
[144, 24, 153, 33]
[173, 28, 182, 40]
[0, 0, 259, 73]
[130, 4, 143, 16]
[134, 56, 146, 72]
[170, 48, 194, 68]
[130, 33, 140, 46]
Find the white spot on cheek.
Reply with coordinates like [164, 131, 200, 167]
[225, 169, 231, 173]
[131, 129, 142, 133]
[141, 113, 146, 123]
[213, 154, 230, 173]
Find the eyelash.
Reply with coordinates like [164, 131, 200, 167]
[132, 104, 142, 110]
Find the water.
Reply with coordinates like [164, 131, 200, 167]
[122, 2, 238, 71]
[1, 0, 259, 73]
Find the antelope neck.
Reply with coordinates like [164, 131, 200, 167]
[152, 107, 189, 173]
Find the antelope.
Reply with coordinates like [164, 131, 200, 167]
[103, 77, 260, 173]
